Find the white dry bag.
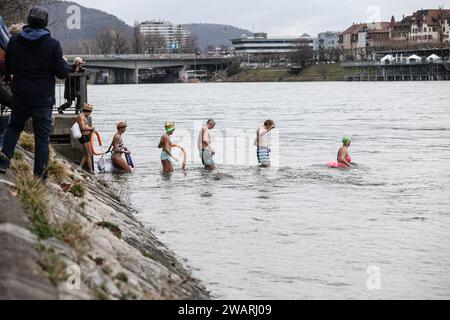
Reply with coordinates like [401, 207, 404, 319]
[71, 122, 82, 139]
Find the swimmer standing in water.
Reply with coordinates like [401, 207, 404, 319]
[255, 120, 276, 168]
[336, 135, 352, 168]
[77, 103, 95, 174]
[198, 119, 216, 171]
[159, 122, 177, 174]
[111, 122, 132, 173]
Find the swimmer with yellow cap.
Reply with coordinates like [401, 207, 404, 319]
[158, 122, 178, 173]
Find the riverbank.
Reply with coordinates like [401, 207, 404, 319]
[0, 133, 210, 300]
[226, 64, 345, 82]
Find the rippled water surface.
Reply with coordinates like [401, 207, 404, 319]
[89, 82, 450, 299]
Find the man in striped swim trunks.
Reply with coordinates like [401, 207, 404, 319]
[255, 120, 275, 167]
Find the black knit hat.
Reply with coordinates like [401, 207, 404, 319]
[27, 8, 49, 28]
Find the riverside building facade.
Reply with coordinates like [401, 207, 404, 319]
[140, 20, 191, 49]
[230, 33, 314, 58]
[342, 9, 450, 50]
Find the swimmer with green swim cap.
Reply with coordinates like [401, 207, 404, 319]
[158, 122, 178, 173]
[342, 135, 351, 146]
[337, 135, 352, 167]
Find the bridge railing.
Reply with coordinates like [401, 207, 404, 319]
[341, 60, 449, 67]
[66, 54, 231, 61]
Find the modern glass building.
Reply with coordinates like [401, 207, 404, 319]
[230, 33, 314, 57]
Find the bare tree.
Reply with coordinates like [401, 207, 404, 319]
[132, 21, 143, 54]
[183, 34, 198, 54]
[1, 0, 45, 25]
[143, 33, 167, 54]
[111, 30, 129, 54]
[95, 28, 130, 54]
[288, 46, 314, 67]
[95, 28, 114, 54]
[175, 30, 185, 53]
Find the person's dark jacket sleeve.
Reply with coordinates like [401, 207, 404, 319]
[53, 41, 70, 80]
[4, 39, 11, 76]
[1, 43, 12, 108]
[0, 81, 11, 107]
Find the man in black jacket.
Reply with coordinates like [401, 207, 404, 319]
[0, 8, 70, 178]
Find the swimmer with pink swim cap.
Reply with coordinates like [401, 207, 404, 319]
[327, 136, 352, 169]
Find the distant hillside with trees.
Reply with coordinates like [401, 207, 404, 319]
[182, 23, 253, 49]
[1, 0, 252, 54]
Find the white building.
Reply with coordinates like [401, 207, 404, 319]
[140, 20, 191, 49]
[231, 33, 314, 57]
[315, 31, 342, 50]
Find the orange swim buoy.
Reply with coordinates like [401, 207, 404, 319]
[172, 144, 187, 170]
[90, 131, 104, 156]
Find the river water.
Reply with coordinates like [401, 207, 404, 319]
[89, 82, 450, 300]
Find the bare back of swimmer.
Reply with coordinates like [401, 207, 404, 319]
[337, 136, 352, 167]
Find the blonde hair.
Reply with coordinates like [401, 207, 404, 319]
[82, 103, 94, 112]
[9, 23, 26, 36]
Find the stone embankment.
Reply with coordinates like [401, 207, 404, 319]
[0, 134, 210, 300]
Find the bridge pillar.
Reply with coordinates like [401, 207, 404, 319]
[134, 62, 139, 84]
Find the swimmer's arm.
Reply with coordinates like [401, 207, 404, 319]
[339, 149, 352, 167]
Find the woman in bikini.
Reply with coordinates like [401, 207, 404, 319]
[111, 122, 132, 173]
[77, 103, 95, 174]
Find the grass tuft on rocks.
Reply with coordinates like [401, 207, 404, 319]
[47, 160, 69, 184]
[11, 158, 32, 175]
[15, 172, 58, 240]
[70, 182, 85, 198]
[19, 132, 35, 152]
[13, 150, 25, 161]
[115, 272, 128, 283]
[38, 246, 67, 286]
[96, 221, 122, 239]
[59, 220, 89, 253]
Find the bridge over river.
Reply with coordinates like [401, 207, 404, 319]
[66, 54, 232, 84]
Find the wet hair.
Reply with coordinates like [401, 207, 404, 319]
[207, 119, 216, 125]
[264, 120, 275, 127]
[117, 122, 128, 130]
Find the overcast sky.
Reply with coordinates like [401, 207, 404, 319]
[73, 0, 447, 35]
